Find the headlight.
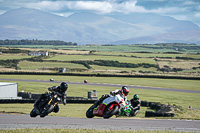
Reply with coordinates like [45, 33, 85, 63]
[57, 97, 61, 101]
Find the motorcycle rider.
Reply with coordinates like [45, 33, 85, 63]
[94, 86, 129, 106]
[130, 94, 141, 116]
[34, 82, 68, 114]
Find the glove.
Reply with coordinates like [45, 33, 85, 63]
[130, 106, 134, 110]
[48, 87, 53, 91]
[125, 112, 130, 116]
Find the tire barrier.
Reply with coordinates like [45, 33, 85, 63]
[144, 102, 175, 117]
[0, 99, 35, 104]
[145, 111, 174, 117]
[0, 99, 96, 104]
[141, 101, 149, 107]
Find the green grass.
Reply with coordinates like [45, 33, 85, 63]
[2, 44, 200, 53]
[0, 75, 200, 120]
[0, 128, 193, 133]
[95, 52, 185, 58]
[90, 65, 158, 73]
[18, 61, 86, 70]
[0, 75, 199, 91]
[0, 54, 32, 60]
[45, 55, 156, 64]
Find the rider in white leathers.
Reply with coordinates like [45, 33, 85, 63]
[95, 86, 129, 106]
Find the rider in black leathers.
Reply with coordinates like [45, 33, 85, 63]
[34, 82, 68, 114]
[130, 94, 141, 116]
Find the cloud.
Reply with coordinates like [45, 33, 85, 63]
[0, 0, 200, 26]
[67, 1, 113, 13]
[23, 0, 147, 14]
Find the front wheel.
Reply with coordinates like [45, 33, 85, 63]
[86, 104, 97, 118]
[103, 103, 119, 119]
[40, 104, 54, 118]
[30, 108, 38, 117]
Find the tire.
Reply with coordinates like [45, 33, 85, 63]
[30, 108, 38, 117]
[40, 104, 54, 118]
[103, 104, 119, 119]
[145, 111, 155, 117]
[86, 105, 96, 118]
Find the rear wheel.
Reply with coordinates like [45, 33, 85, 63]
[40, 104, 54, 118]
[103, 103, 119, 119]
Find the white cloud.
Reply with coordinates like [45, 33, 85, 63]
[113, 0, 147, 13]
[194, 12, 200, 18]
[67, 1, 113, 13]
[150, 7, 187, 14]
[0, 0, 200, 26]
[26, 1, 66, 11]
[23, 0, 147, 14]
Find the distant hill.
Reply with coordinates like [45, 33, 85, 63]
[0, 7, 200, 45]
[113, 30, 200, 45]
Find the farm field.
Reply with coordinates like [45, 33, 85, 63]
[18, 61, 86, 70]
[45, 54, 157, 64]
[2, 44, 200, 53]
[1, 44, 200, 77]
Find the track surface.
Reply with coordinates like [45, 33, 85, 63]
[0, 113, 200, 132]
[0, 78, 200, 93]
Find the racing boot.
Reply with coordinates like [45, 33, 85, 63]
[34, 99, 41, 114]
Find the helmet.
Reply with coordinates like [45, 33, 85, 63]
[133, 94, 139, 100]
[121, 86, 129, 96]
[60, 82, 68, 92]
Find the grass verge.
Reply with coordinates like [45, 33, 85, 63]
[0, 128, 195, 133]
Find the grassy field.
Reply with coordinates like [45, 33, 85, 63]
[0, 54, 33, 60]
[0, 128, 193, 133]
[45, 54, 157, 64]
[1, 45, 200, 77]
[0, 74, 200, 120]
[2, 44, 200, 53]
[0, 44, 200, 121]
[0, 75, 200, 91]
[18, 61, 86, 70]
[157, 59, 200, 70]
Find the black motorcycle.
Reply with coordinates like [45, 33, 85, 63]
[30, 92, 60, 117]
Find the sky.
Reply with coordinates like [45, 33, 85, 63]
[0, 0, 200, 26]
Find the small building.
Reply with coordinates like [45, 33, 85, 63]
[0, 82, 21, 99]
[59, 68, 66, 73]
[88, 90, 98, 100]
[28, 51, 48, 56]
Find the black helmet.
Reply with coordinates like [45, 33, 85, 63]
[60, 82, 68, 92]
[121, 86, 129, 96]
[133, 94, 139, 100]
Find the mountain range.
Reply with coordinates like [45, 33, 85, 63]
[0, 7, 200, 45]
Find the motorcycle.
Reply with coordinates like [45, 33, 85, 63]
[86, 94, 126, 119]
[119, 102, 133, 117]
[30, 92, 61, 118]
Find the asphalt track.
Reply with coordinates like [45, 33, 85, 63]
[0, 113, 200, 132]
[0, 78, 200, 94]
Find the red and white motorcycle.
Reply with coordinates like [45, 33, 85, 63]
[86, 94, 126, 119]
